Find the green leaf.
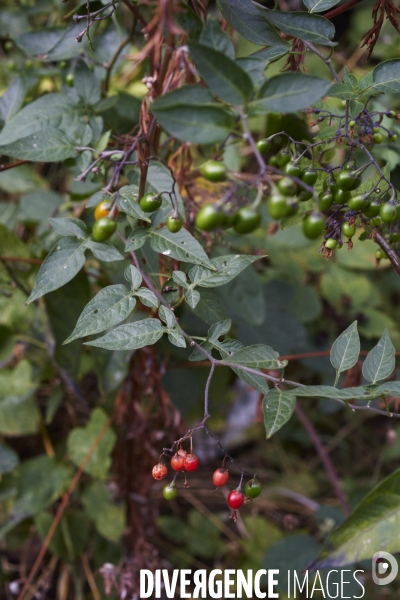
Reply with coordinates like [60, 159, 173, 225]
[135, 288, 159, 308]
[27, 237, 89, 303]
[330, 321, 360, 376]
[0, 93, 81, 146]
[263, 389, 296, 438]
[189, 254, 262, 287]
[67, 408, 116, 479]
[219, 338, 270, 394]
[81, 481, 125, 542]
[0, 127, 77, 162]
[159, 306, 186, 347]
[49, 217, 88, 240]
[362, 329, 395, 384]
[251, 73, 331, 114]
[303, 0, 340, 13]
[85, 318, 165, 350]
[0, 443, 19, 475]
[208, 319, 232, 342]
[370, 59, 400, 93]
[15, 455, 71, 515]
[189, 43, 254, 105]
[125, 265, 142, 291]
[0, 361, 39, 436]
[118, 187, 152, 222]
[151, 86, 236, 144]
[74, 60, 101, 106]
[185, 288, 201, 309]
[221, 344, 287, 369]
[200, 16, 235, 58]
[328, 82, 359, 101]
[294, 385, 387, 402]
[217, 0, 283, 46]
[35, 510, 90, 562]
[150, 228, 215, 269]
[86, 240, 124, 262]
[314, 468, 400, 568]
[124, 227, 150, 251]
[255, 7, 336, 46]
[190, 288, 228, 325]
[64, 285, 137, 344]
[172, 270, 189, 288]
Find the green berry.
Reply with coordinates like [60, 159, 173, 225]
[166, 215, 183, 233]
[341, 222, 356, 238]
[256, 139, 271, 154]
[200, 161, 226, 182]
[233, 207, 262, 234]
[302, 213, 325, 240]
[163, 484, 178, 500]
[325, 238, 337, 249]
[380, 203, 397, 223]
[373, 132, 384, 144]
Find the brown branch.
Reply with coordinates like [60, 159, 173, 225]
[0, 256, 43, 265]
[16, 412, 115, 600]
[295, 404, 350, 516]
[373, 231, 400, 276]
[0, 160, 28, 172]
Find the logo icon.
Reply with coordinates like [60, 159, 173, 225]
[372, 551, 398, 585]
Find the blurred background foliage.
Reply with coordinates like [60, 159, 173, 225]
[0, 0, 400, 598]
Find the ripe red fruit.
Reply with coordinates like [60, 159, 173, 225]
[184, 453, 199, 472]
[171, 450, 187, 471]
[152, 463, 167, 481]
[227, 489, 244, 510]
[212, 468, 229, 487]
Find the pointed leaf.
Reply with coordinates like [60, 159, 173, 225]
[158, 306, 177, 329]
[118, 189, 151, 222]
[251, 73, 331, 114]
[27, 237, 88, 303]
[362, 329, 395, 384]
[255, 6, 336, 46]
[124, 228, 150, 251]
[219, 338, 270, 393]
[135, 288, 159, 308]
[208, 319, 232, 342]
[221, 344, 287, 369]
[370, 59, 400, 93]
[263, 389, 296, 438]
[150, 228, 215, 269]
[189, 43, 253, 105]
[64, 285, 136, 343]
[313, 468, 400, 569]
[124, 265, 142, 291]
[217, 0, 283, 46]
[330, 321, 360, 374]
[303, 0, 341, 13]
[189, 254, 263, 288]
[85, 318, 165, 350]
[190, 288, 228, 325]
[86, 240, 124, 262]
[172, 270, 189, 289]
[49, 218, 88, 240]
[185, 289, 201, 309]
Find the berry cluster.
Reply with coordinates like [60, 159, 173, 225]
[152, 441, 262, 520]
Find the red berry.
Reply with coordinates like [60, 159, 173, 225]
[212, 468, 229, 487]
[171, 450, 187, 471]
[227, 489, 244, 510]
[184, 453, 199, 472]
[152, 463, 167, 481]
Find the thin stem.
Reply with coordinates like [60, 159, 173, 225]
[239, 109, 266, 174]
[203, 363, 215, 420]
[374, 231, 400, 276]
[305, 42, 341, 83]
[295, 404, 350, 516]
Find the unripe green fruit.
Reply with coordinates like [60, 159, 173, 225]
[375, 249, 388, 260]
[387, 110, 397, 118]
[349, 120, 356, 127]
[277, 149, 292, 167]
[284, 162, 302, 177]
[195, 204, 224, 231]
[341, 222, 356, 238]
[371, 216, 383, 227]
[373, 126, 380, 134]
[302, 213, 325, 240]
[300, 168, 318, 186]
[380, 203, 397, 223]
[256, 139, 271, 154]
[245, 478, 262, 499]
[323, 176, 337, 194]
[390, 232, 400, 242]
[233, 207, 261, 233]
[337, 171, 361, 191]
[268, 194, 289, 220]
[139, 193, 162, 213]
[200, 161, 226, 182]
[277, 176, 297, 196]
[344, 159, 357, 171]
[363, 200, 380, 217]
[221, 212, 236, 229]
[319, 191, 334, 211]
[110, 152, 125, 161]
[166, 215, 183, 233]
[285, 199, 299, 216]
[92, 217, 117, 242]
[325, 238, 337, 249]
[373, 132, 384, 144]
[268, 156, 278, 167]
[347, 194, 368, 211]
[390, 133, 398, 142]
[335, 189, 351, 205]
[163, 484, 178, 500]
